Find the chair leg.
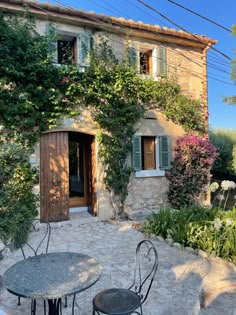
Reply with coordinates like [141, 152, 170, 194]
[64, 296, 68, 307]
[72, 294, 76, 315]
[44, 299, 46, 315]
[18, 296, 21, 305]
[31, 299, 36, 315]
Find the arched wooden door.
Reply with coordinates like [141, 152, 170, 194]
[40, 131, 96, 222]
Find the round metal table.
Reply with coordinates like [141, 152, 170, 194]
[3, 252, 102, 315]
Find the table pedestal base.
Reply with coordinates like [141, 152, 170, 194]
[48, 299, 62, 315]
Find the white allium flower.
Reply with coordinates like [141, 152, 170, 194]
[225, 218, 233, 226]
[217, 194, 225, 201]
[221, 180, 236, 190]
[229, 181, 236, 189]
[210, 182, 219, 192]
[213, 218, 222, 230]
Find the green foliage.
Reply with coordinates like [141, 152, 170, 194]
[0, 13, 79, 146]
[144, 206, 218, 245]
[167, 136, 218, 208]
[224, 25, 236, 105]
[210, 129, 236, 180]
[0, 139, 38, 244]
[144, 206, 236, 263]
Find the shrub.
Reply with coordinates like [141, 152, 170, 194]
[210, 129, 236, 181]
[144, 206, 236, 263]
[167, 135, 218, 208]
[0, 141, 38, 244]
[144, 205, 219, 245]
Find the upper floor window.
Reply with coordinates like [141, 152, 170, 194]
[129, 44, 167, 77]
[47, 24, 91, 69]
[58, 36, 76, 65]
[140, 49, 152, 75]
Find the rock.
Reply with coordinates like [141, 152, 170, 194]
[173, 242, 182, 250]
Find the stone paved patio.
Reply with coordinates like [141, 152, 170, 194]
[0, 212, 236, 315]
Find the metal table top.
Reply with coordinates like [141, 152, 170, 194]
[3, 252, 102, 300]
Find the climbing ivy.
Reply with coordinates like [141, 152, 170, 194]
[0, 13, 79, 146]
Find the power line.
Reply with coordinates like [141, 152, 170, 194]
[28, 0, 234, 85]
[53, 0, 233, 83]
[136, 0, 232, 61]
[167, 0, 231, 33]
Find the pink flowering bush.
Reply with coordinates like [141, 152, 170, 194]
[167, 135, 218, 208]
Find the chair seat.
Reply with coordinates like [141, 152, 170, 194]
[93, 288, 141, 314]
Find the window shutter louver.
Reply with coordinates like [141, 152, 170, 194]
[46, 24, 58, 64]
[77, 32, 91, 68]
[156, 47, 167, 77]
[132, 136, 142, 171]
[159, 136, 171, 170]
[129, 43, 140, 73]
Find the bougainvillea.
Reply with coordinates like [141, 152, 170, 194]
[167, 135, 219, 208]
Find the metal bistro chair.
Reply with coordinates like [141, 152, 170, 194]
[16, 219, 51, 314]
[92, 239, 158, 315]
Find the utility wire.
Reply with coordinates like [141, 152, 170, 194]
[33, 0, 234, 85]
[136, 0, 232, 61]
[167, 0, 231, 33]
[54, 0, 233, 81]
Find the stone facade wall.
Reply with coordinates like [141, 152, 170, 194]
[33, 17, 206, 219]
[125, 175, 169, 213]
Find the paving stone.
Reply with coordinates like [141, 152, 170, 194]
[0, 212, 236, 314]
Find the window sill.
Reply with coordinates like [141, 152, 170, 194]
[135, 169, 165, 177]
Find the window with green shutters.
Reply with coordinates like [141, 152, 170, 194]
[132, 135, 171, 173]
[46, 24, 91, 68]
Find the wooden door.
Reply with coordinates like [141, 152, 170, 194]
[40, 132, 69, 222]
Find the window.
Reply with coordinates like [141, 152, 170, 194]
[133, 135, 171, 177]
[140, 50, 152, 75]
[129, 44, 167, 77]
[58, 36, 76, 65]
[47, 24, 91, 68]
[142, 136, 156, 170]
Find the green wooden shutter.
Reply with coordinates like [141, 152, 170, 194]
[129, 43, 140, 73]
[159, 136, 171, 170]
[77, 32, 91, 67]
[46, 24, 58, 64]
[156, 47, 167, 77]
[132, 136, 142, 171]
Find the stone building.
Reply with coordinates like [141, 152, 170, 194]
[0, 0, 216, 221]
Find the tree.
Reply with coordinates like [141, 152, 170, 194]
[224, 25, 236, 105]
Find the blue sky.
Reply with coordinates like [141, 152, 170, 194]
[40, 0, 236, 130]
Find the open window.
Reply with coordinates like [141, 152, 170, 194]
[133, 135, 171, 177]
[129, 43, 167, 77]
[140, 49, 153, 75]
[58, 35, 76, 65]
[47, 25, 91, 69]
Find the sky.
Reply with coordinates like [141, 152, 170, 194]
[39, 0, 236, 130]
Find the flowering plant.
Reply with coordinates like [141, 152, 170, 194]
[211, 180, 236, 209]
[167, 135, 219, 208]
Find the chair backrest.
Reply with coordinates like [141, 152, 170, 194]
[16, 219, 51, 259]
[129, 239, 158, 304]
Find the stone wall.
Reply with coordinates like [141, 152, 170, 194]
[125, 175, 169, 213]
